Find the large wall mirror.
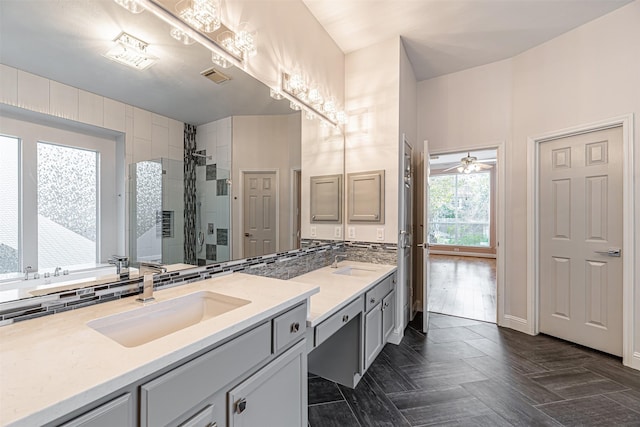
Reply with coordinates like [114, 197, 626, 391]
[0, 0, 344, 302]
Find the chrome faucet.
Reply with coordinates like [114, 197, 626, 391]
[23, 266, 34, 280]
[53, 266, 62, 277]
[137, 262, 167, 303]
[108, 255, 130, 280]
[331, 254, 348, 268]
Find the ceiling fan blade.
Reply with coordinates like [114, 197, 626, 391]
[442, 164, 461, 172]
[475, 163, 493, 170]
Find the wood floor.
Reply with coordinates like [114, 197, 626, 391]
[428, 255, 496, 323]
[308, 313, 640, 426]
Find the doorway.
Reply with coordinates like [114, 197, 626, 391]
[426, 149, 498, 323]
[242, 171, 277, 257]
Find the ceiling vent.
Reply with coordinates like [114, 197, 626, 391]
[201, 67, 231, 84]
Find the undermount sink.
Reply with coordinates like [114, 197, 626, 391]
[87, 291, 250, 348]
[332, 266, 377, 277]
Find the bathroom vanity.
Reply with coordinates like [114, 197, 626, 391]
[0, 262, 397, 427]
[0, 274, 317, 427]
[294, 262, 397, 388]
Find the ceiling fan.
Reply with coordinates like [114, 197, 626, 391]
[443, 152, 494, 174]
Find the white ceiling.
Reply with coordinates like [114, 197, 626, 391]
[302, 0, 633, 81]
[0, 0, 633, 125]
[0, 0, 293, 125]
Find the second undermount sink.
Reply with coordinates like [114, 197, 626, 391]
[332, 266, 377, 277]
[87, 291, 250, 348]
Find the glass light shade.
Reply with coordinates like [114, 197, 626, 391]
[307, 88, 323, 105]
[104, 32, 157, 70]
[235, 23, 257, 58]
[305, 110, 316, 120]
[177, 0, 221, 33]
[289, 101, 301, 111]
[218, 31, 241, 57]
[170, 28, 195, 45]
[336, 111, 348, 125]
[211, 52, 232, 68]
[323, 97, 336, 113]
[269, 88, 284, 100]
[114, 0, 144, 14]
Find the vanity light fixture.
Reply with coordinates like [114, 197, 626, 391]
[114, 0, 144, 14]
[104, 32, 158, 70]
[280, 72, 347, 127]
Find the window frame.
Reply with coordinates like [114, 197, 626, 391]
[0, 115, 119, 273]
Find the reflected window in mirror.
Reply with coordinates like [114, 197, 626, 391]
[0, 117, 122, 279]
[0, 135, 20, 275]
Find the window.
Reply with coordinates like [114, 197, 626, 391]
[0, 115, 119, 275]
[0, 135, 20, 274]
[37, 142, 99, 269]
[428, 172, 491, 247]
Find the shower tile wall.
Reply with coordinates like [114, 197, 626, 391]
[162, 158, 185, 264]
[196, 117, 232, 265]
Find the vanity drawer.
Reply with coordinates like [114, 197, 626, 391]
[140, 322, 271, 427]
[365, 273, 395, 312]
[315, 296, 363, 347]
[273, 303, 307, 353]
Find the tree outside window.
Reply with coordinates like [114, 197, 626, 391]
[428, 172, 491, 247]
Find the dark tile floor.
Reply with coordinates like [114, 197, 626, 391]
[308, 313, 640, 427]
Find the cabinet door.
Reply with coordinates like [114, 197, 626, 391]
[382, 291, 396, 342]
[228, 340, 307, 427]
[364, 303, 383, 369]
[61, 394, 134, 427]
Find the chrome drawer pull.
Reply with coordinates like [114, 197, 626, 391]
[342, 314, 349, 323]
[236, 398, 247, 414]
[370, 298, 376, 304]
[290, 322, 300, 333]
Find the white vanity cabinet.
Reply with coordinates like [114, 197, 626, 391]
[228, 340, 307, 426]
[49, 302, 309, 427]
[364, 273, 396, 370]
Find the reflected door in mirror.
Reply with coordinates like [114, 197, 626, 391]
[244, 172, 276, 257]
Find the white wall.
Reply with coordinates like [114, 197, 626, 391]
[345, 37, 401, 244]
[231, 114, 301, 258]
[417, 0, 640, 364]
[301, 117, 344, 241]
[223, 0, 345, 110]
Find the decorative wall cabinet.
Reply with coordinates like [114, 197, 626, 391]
[347, 170, 385, 223]
[310, 174, 343, 223]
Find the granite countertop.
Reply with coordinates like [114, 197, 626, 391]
[0, 273, 318, 427]
[292, 261, 397, 327]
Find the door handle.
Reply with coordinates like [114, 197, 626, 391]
[594, 248, 621, 257]
[244, 233, 252, 237]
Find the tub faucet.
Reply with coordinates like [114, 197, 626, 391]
[137, 262, 167, 303]
[53, 266, 62, 277]
[108, 255, 130, 280]
[331, 254, 348, 268]
[23, 266, 34, 280]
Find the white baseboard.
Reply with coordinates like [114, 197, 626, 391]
[627, 352, 640, 371]
[502, 314, 532, 335]
[388, 328, 403, 345]
[429, 250, 496, 259]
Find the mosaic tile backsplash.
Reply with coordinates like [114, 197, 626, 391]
[0, 241, 398, 326]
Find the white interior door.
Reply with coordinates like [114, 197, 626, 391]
[398, 135, 413, 332]
[243, 172, 277, 257]
[539, 127, 623, 356]
[422, 141, 431, 333]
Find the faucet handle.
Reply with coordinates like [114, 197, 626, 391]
[140, 261, 167, 275]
